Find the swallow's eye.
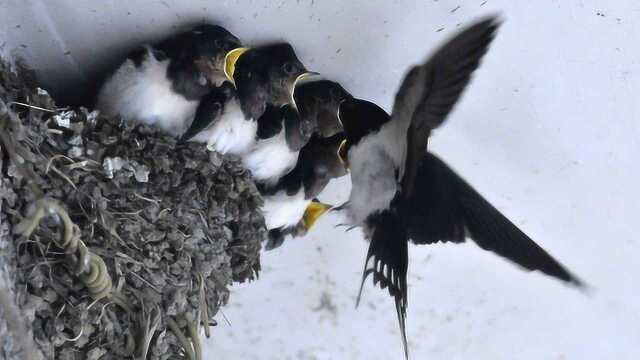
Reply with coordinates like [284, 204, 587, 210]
[282, 62, 296, 75]
[212, 102, 222, 111]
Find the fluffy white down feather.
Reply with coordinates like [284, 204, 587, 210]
[242, 129, 298, 185]
[262, 188, 310, 230]
[347, 119, 406, 229]
[96, 49, 198, 136]
[190, 98, 257, 156]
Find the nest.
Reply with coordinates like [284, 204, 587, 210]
[0, 59, 265, 359]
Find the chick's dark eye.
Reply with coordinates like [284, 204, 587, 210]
[214, 39, 223, 48]
[330, 87, 342, 100]
[282, 62, 296, 75]
[212, 102, 222, 111]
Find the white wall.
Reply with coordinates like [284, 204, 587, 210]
[2, 1, 639, 359]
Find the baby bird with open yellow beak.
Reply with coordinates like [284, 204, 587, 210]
[181, 43, 318, 179]
[256, 80, 352, 249]
[96, 24, 242, 136]
[261, 132, 348, 250]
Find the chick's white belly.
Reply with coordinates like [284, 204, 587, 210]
[243, 130, 298, 184]
[193, 100, 257, 155]
[96, 57, 197, 136]
[262, 189, 310, 230]
[347, 136, 398, 227]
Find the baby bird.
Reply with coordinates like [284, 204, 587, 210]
[261, 132, 348, 250]
[257, 80, 352, 249]
[96, 24, 242, 136]
[181, 43, 317, 168]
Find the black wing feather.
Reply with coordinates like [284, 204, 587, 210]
[398, 16, 501, 197]
[407, 153, 584, 287]
[284, 105, 312, 151]
[180, 88, 229, 141]
[357, 211, 409, 359]
[256, 104, 284, 139]
[235, 53, 269, 121]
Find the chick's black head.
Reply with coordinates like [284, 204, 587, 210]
[301, 132, 349, 199]
[237, 43, 313, 107]
[337, 97, 389, 167]
[162, 24, 241, 85]
[192, 25, 242, 83]
[295, 80, 352, 138]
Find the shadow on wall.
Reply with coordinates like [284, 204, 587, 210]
[0, 0, 400, 108]
[55, 18, 215, 108]
[0, 1, 233, 106]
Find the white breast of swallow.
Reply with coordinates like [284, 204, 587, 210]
[262, 188, 310, 229]
[96, 51, 198, 136]
[193, 98, 257, 156]
[243, 129, 299, 185]
[347, 121, 404, 227]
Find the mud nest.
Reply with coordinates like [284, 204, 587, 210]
[0, 59, 265, 359]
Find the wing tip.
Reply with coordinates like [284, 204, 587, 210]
[566, 274, 592, 295]
[179, 124, 200, 142]
[467, 13, 503, 45]
[178, 133, 193, 143]
[395, 296, 409, 360]
[355, 279, 365, 309]
[476, 12, 505, 30]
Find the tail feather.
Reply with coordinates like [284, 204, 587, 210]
[356, 211, 409, 359]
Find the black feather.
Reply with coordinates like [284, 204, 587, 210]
[180, 84, 235, 142]
[259, 132, 347, 198]
[338, 98, 389, 151]
[256, 104, 285, 140]
[398, 16, 501, 197]
[406, 152, 584, 287]
[294, 80, 352, 138]
[357, 211, 409, 360]
[284, 105, 312, 151]
[234, 43, 308, 120]
[265, 228, 286, 250]
[128, 46, 166, 67]
[157, 24, 241, 100]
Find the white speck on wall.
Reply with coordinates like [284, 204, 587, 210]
[2, 1, 639, 359]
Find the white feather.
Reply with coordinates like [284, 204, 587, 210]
[190, 98, 257, 155]
[347, 119, 406, 228]
[242, 129, 298, 185]
[262, 188, 310, 230]
[96, 49, 198, 136]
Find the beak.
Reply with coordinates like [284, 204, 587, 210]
[291, 71, 320, 109]
[224, 47, 250, 87]
[337, 139, 349, 170]
[336, 98, 349, 127]
[302, 201, 332, 231]
[294, 71, 320, 85]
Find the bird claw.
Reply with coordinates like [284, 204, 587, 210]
[330, 201, 350, 212]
